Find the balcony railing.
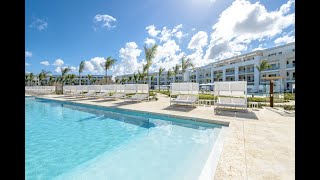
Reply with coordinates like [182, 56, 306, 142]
[286, 64, 295, 69]
[226, 71, 235, 75]
[262, 66, 280, 71]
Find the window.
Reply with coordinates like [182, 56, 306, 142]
[293, 72, 295, 78]
[279, 52, 282, 55]
[287, 72, 289, 76]
[287, 61, 289, 64]
[292, 49, 295, 52]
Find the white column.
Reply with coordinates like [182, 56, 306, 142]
[210, 67, 214, 83]
[222, 68, 226, 81]
[235, 66, 239, 81]
[196, 69, 199, 83]
[254, 62, 260, 91]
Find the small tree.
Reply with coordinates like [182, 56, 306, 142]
[133, 73, 138, 84]
[79, 61, 85, 85]
[87, 74, 92, 85]
[166, 68, 173, 90]
[216, 73, 222, 81]
[158, 67, 165, 91]
[172, 64, 181, 83]
[181, 56, 194, 82]
[101, 56, 117, 84]
[256, 60, 271, 85]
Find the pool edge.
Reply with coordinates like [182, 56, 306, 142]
[34, 96, 230, 127]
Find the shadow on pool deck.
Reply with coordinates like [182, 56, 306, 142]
[162, 105, 196, 112]
[214, 108, 258, 120]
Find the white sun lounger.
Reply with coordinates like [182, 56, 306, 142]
[171, 95, 198, 106]
[125, 93, 149, 102]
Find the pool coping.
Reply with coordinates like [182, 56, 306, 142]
[34, 96, 230, 127]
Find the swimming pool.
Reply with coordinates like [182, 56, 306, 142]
[26, 97, 227, 180]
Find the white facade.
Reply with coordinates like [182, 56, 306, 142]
[116, 42, 295, 92]
[26, 75, 112, 86]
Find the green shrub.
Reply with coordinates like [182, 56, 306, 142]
[284, 105, 295, 110]
[284, 93, 295, 100]
[248, 97, 289, 103]
[199, 94, 215, 100]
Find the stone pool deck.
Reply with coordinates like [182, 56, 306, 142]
[35, 94, 295, 180]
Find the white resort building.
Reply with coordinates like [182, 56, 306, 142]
[115, 42, 295, 92]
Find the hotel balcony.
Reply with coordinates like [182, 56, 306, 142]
[239, 69, 254, 74]
[262, 66, 280, 72]
[286, 64, 295, 69]
[225, 71, 235, 76]
[286, 77, 295, 82]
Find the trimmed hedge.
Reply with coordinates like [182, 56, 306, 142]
[284, 93, 295, 100]
[284, 105, 295, 110]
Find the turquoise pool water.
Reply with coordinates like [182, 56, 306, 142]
[26, 97, 225, 180]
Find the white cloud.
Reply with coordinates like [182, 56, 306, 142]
[40, 61, 50, 66]
[144, 38, 156, 46]
[158, 24, 187, 42]
[150, 39, 183, 72]
[274, 35, 295, 45]
[156, 40, 181, 59]
[25, 51, 32, 58]
[53, 59, 64, 67]
[55, 67, 62, 73]
[188, 31, 208, 51]
[29, 18, 48, 31]
[112, 42, 142, 78]
[83, 57, 107, 75]
[146, 25, 160, 37]
[70, 66, 78, 73]
[191, 28, 196, 31]
[204, 0, 295, 61]
[252, 44, 266, 51]
[25, 62, 31, 66]
[94, 14, 117, 29]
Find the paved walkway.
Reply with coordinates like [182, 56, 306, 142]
[36, 94, 295, 180]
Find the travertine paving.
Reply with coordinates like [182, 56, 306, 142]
[34, 94, 295, 180]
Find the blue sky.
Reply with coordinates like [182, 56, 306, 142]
[25, 0, 295, 76]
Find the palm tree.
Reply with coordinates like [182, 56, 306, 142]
[79, 61, 85, 85]
[158, 67, 165, 90]
[28, 73, 35, 86]
[166, 68, 173, 86]
[69, 74, 76, 85]
[172, 64, 181, 83]
[87, 74, 92, 85]
[25, 74, 29, 86]
[61, 67, 71, 85]
[143, 44, 158, 85]
[181, 56, 194, 82]
[128, 76, 133, 84]
[115, 78, 120, 84]
[133, 73, 138, 84]
[48, 75, 55, 86]
[216, 73, 222, 81]
[138, 70, 147, 83]
[256, 60, 271, 85]
[91, 79, 97, 85]
[38, 70, 51, 85]
[121, 78, 127, 84]
[101, 56, 117, 83]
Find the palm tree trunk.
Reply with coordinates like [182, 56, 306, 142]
[106, 69, 108, 84]
[79, 73, 81, 85]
